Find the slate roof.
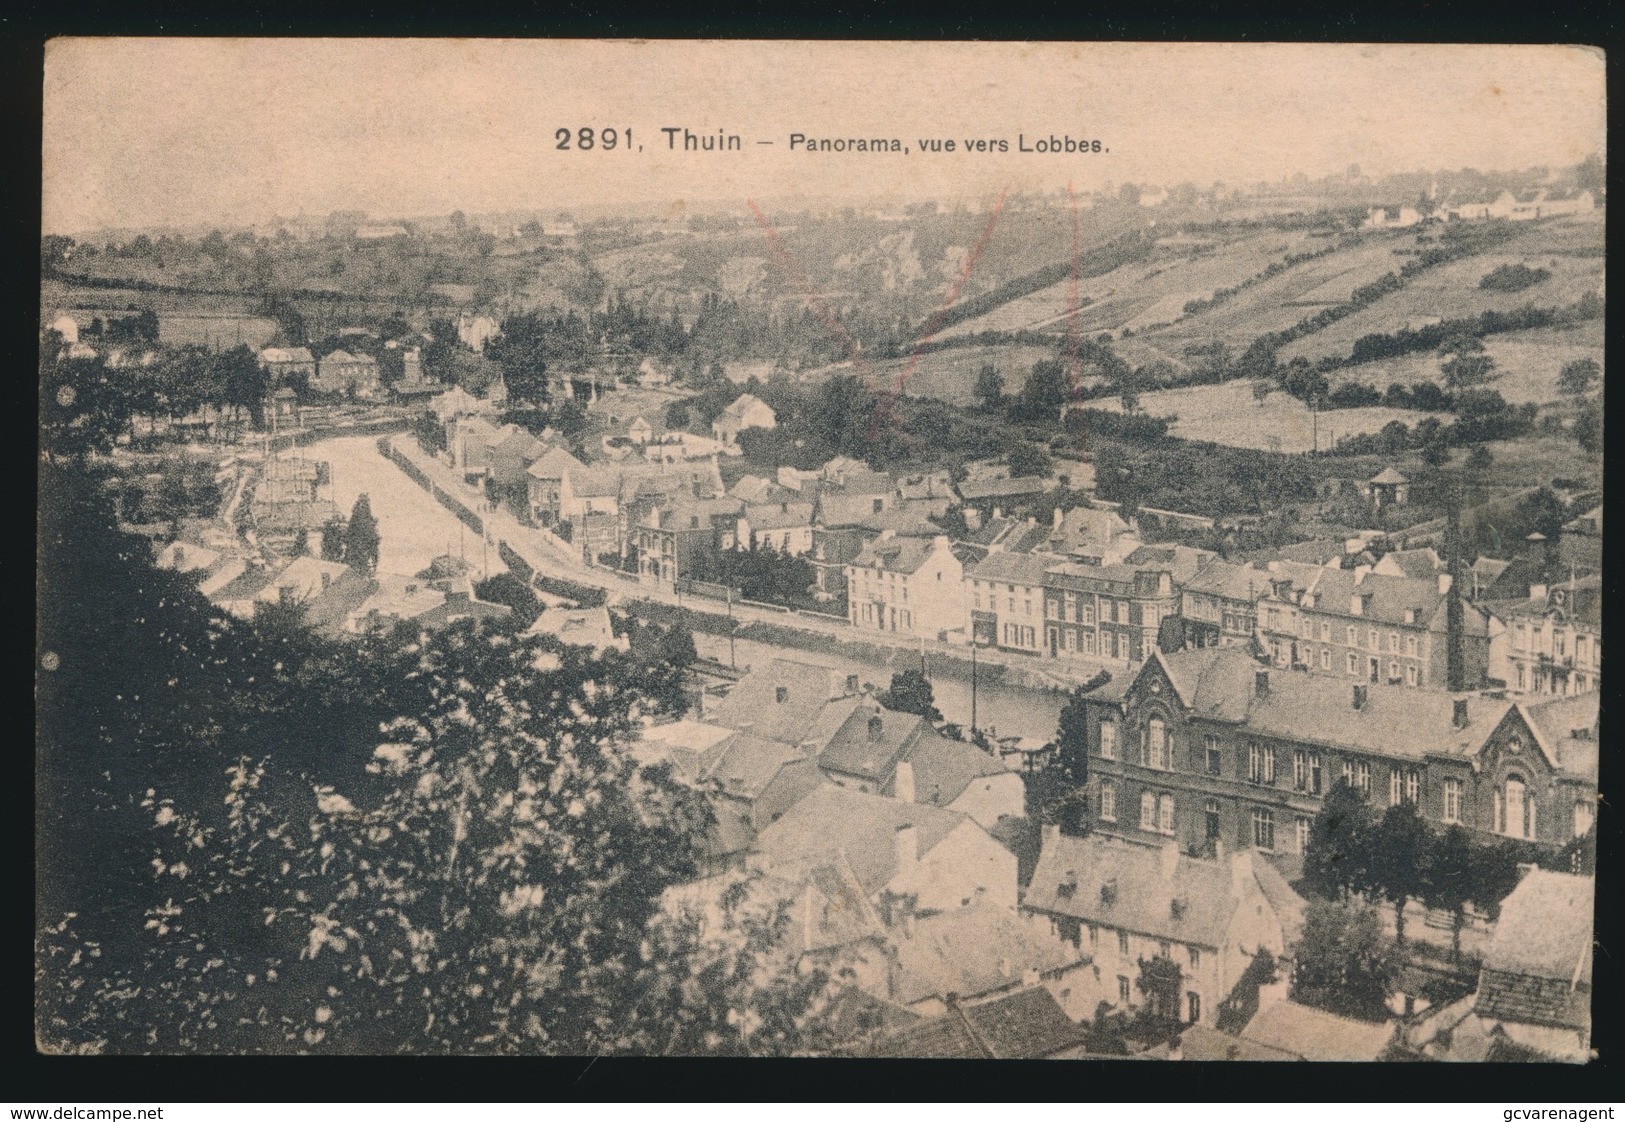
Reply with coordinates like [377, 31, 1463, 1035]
[1298, 568, 1486, 636]
[1024, 832, 1286, 950]
[891, 898, 1085, 1006]
[1477, 870, 1593, 1030]
[745, 500, 815, 532]
[850, 534, 948, 577]
[958, 475, 1048, 502]
[864, 1007, 988, 1058]
[967, 549, 1061, 587]
[859, 506, 944, 538]
[816, 492, 891, 529]
[705, 735, 815, 801]
[1184, 559, 1268, 603]
[641, 719, 739, 779]
[817, 699, 929, 782]
[1124, 543, 1216, 585]
[703, 658, 857, 745]
[906, 734, 1011, 808]
[959, 987, 1089, 1059]
[1519, 694, 1599, 783]
[1379, 547, 1444, 579]
[752, 786, 968, 897]
[1148, 647, 1504, 761]
[968, 516, 1052, 554]
[1241, 1000, 1396, 1061]
[525, 446, 587, 480]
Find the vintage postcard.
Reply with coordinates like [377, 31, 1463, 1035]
[37, 39, 1603, 1061]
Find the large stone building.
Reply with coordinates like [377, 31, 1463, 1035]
[1073, 647, 1597, 860]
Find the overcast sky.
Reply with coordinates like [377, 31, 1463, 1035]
[43, 39, 1606, 234]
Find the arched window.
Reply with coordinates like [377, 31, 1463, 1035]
[1149, 718, 1170, 770]
[1157, 793, 1175, 836]
[1498, 774, 1531, 839]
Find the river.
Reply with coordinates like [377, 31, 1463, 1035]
[305, 434, 507, 581]
[309, 433, 1064, 739]
[693, 633, 1066, 743]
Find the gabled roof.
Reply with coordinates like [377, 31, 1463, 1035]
[259, 346, 314, 364]
[1241, 1001, 1395, 1061]
[817, 492, 891, 529]
[891, 898, 1085, 1006]
[641, 719, 738, 779]
[525, 446, 587, 480]
[1298, 568, 1488, 637]
[850, 533, 950, 577]
[1369, 467, 1409, 485]
[719, 392, 774, 422]
[1376, 547, 1443, 580]
[1183, 559, 1268, 603]
[752, 786, 969, 897]
[661, 858, 885, 960]
[257, 556, 352, 603]
[816, 699, 929, 782]
[1123, 543, 1215, 585]
[1518, 693, 1599, 783]
[1024, 832, 1282, 949]
[322, 348, 376, 366]
[704, 657, 857, 744]
[906, 734, 1011, 809]
[1145, 646, 1504, 761]
[959, 987, 1089, 1059]
[1480, 870, 1594, 991]
[703, 734, 815, 801]
[745, 500, 815, 532]
[967, 549, 1061, 587]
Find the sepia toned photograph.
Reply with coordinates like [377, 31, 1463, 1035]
[36, 39, 1603, 1062]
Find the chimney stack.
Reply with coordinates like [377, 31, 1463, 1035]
[1231, 850, 1252, 894]
[868, 714, 885, 740]
[1352, 683, 1368, 710]
[1160, 839, 1181, 881]
[1452, 697, 1470, 730]
[894, 760, 916, 804]
[1255, 669, 1270, 697]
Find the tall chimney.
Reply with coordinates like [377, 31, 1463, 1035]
[1160, 839, 1180, 881]
[1254, 669, 1270, 697]
[1444, 491, 1466, 692]
[1452, 697, 1470, 730]
[1231, 850, 1252, 894]
[894, 760, 916, 804]
[1351, 683, 1368, 710]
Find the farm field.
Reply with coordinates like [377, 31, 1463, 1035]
[847, 343, 1058, 405]
[1090, 379, 1445, 454]
[937, 228, 1319, 339]
[1141, 232, 1415, 354]
[1324, 320, 1604, 407]
[1277, 246, 1606, 364]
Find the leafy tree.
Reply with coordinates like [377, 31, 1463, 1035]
[1420, 433, 1452, 468]
[1290, 896, 1400, 1023]
[973, 364, 1004, 411]
[342, 495, 380, 574]
[880, 669, 941, 722]
[214, 345, 270, 432]
[1367, 802, 1431, 946]
[1007, 440, 1054, 479]
[1302, 779, 1373, 900]
[1465, 443, 1494, 473]
[319, 517, 347, 562]
[1439, 335, 1497, 392]
[1572, 401, 1602, 455]
[473, 572, 542, 627]
[1012, 359, 1071, 424]
[664, 401, 691, 430]
[1133, 955, 1184, 1031]
[1421, 824, 1475, 962]
[1556, 357, 1599, 401]
[486, 313, 554, 406]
